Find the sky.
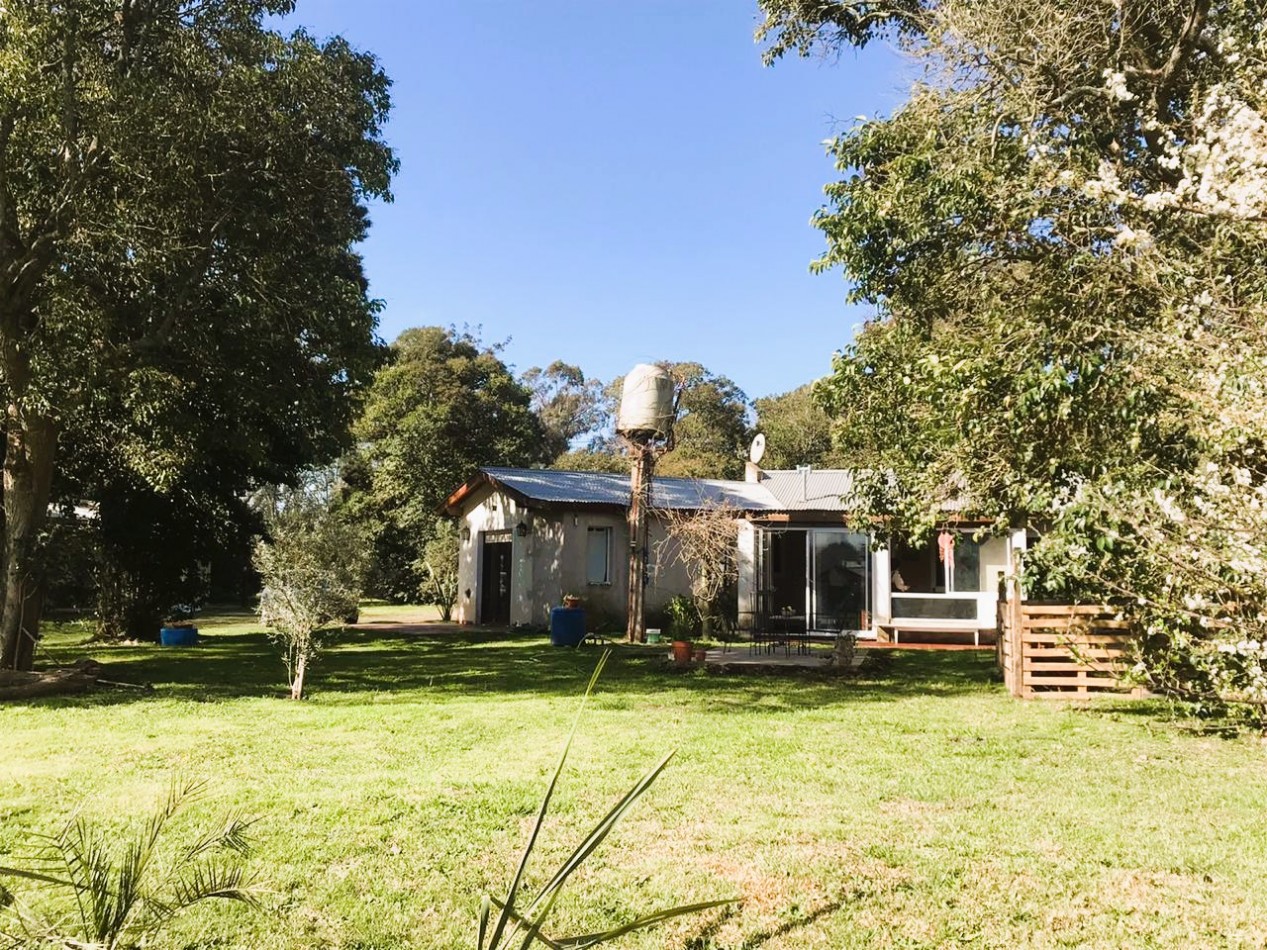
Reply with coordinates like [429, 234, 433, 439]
[281, 2, 909, 401]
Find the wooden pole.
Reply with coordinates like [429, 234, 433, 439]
[626, 442, 652, 643]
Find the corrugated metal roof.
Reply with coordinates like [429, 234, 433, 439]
[761, 468, 858, 511]
[479, 466, 780, 511]
[451, 466, 969, 517]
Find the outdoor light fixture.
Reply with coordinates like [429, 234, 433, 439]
[515, 521, 531, 537]
[459, 526, 471, 542]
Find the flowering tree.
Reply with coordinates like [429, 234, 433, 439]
[760, 0, 1267, 720]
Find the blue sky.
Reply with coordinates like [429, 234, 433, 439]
[284, 2, 908, 400]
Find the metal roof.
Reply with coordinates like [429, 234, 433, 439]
[445, 466, 970, 518]
[477, 466, 779, 511]
[761, 468, 858, 511]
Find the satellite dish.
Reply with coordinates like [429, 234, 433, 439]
[749, 433, 766, 464]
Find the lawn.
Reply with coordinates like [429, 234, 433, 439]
[3, 611, 1266, 949]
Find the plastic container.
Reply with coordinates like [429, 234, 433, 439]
[645, 628, 662, 644]
[549, 607, 587, 647]
[160, 626, 199, 647]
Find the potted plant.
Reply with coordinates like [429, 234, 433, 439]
[664, 594, 698, 663]
[562, 593, 582, 609]
[159, 604, 199, 647]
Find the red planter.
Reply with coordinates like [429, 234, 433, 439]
[671, 640, 692, 663]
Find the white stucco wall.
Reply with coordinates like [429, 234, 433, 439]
[454, 489, 696, 627]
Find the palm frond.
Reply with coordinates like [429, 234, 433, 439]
[180, 815, 258, 863]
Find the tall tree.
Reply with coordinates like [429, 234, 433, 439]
[522, 361, 608, 460]
[0, 1, 393, 668]
[753, 384, 840, 469]
[763, 0, 1267, 718]
[654, 363, 752, 480]
[347, 327, 547, 600]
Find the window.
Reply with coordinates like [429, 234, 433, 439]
[586, 527, 612, 585]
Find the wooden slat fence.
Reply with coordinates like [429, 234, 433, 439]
[997, 590, 1146, 699]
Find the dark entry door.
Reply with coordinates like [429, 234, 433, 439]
[481, 540, 513, 624]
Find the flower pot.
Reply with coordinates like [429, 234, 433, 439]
[692, 648, 707, 663]
[671, 640, 692, 664]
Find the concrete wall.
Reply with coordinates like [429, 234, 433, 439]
[455, 488, 696, 627]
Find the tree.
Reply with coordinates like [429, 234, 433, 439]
[550, 448, 630, 474]
[753, 385, 842, 469]
[523, 361, 609, 460]
[657, 502, 741, 635]
[347, 327, 547, 600]
[416, 518, 460, 622]
[0, 1, 394, 669]
[763, 0, 1267, 719]
[254, 480, 367, 701]
[641, 363, 751, 479]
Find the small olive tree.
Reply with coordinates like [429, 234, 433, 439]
[416, 519, 460, 622]
[253, 482, 367, 700]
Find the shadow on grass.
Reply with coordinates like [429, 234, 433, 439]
[28, 624, 1002, 710]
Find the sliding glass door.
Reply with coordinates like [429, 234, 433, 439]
[809, 530, 870, 633]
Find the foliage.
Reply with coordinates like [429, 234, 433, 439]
[88, 479, 256, 641]
[752, 385, 843, 469]
[478, 651, 733, 950]
[346, 327, 547, 600]
[657, 504, 741, 635]
[523, 362, 610, 460]
[416, 519, 461, 623]
[0, 0, 394, 670]
[254, 477, 368, 700]
[0, 779, 256, 950]
[765, 0, 1267, 723]
[661, 595, 701, 641]
[756, 0, 927, 63]
[654, 363, 752, 480]
[550, 449, 629, 474]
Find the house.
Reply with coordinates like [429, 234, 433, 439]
[442, 464, 1029, 643]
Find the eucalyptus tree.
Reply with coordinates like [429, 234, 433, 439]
[761, 0, 1267, 717]
[0, 1, 394, 668]
[753, 384, 839, 470]
[522, 360, 609, 460]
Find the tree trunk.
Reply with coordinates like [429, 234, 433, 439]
[290, 649, 308, 700]
[0, 407, 57, 671]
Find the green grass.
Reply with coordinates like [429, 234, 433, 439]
[3, 611, 1266, 948]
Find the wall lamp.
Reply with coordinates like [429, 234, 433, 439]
[459, 526, 471, 542]
[515, 521, 531, 537]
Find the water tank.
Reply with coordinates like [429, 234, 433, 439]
[549, 606, 586, 647]
[617, 364, 675, 439]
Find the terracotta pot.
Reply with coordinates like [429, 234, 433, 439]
[692, 648, 707, 662]
[671, 640, 692, 663]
